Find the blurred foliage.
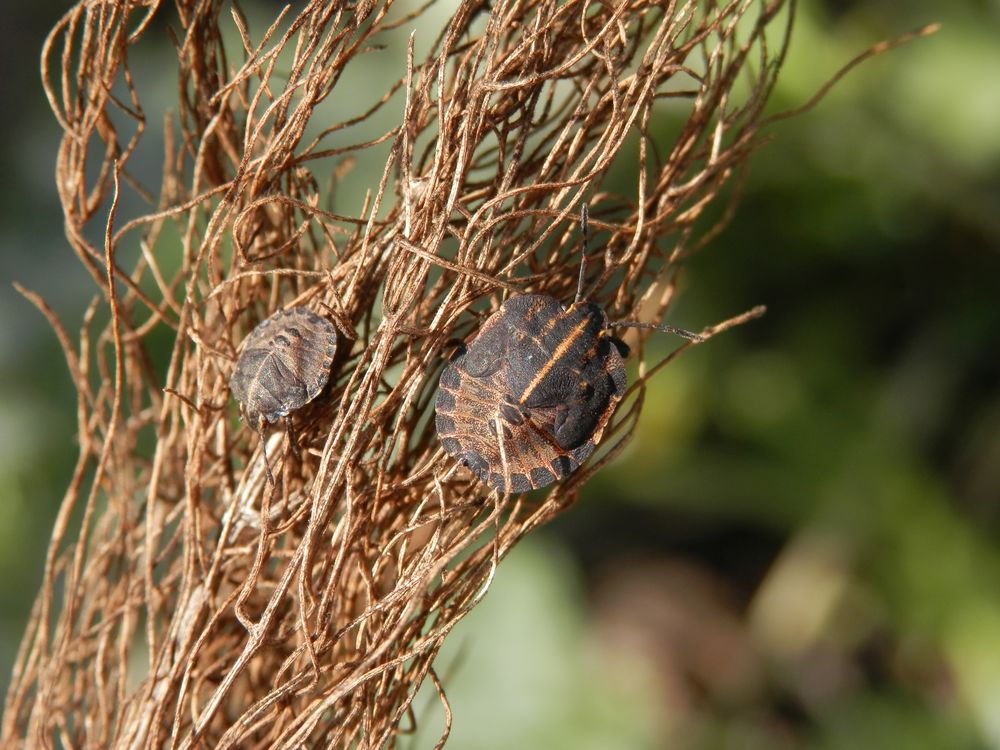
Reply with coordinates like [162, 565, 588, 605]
[1, 0, 998, 747]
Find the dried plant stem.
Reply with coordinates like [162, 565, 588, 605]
[3, 0, 927, 747]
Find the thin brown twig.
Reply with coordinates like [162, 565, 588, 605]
[4, 1, 920, 747]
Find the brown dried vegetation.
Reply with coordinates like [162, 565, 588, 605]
[5, 0, 804, 746]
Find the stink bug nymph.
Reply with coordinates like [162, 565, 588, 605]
[435, 206, 703, 493]
[230, 306, 338, 429]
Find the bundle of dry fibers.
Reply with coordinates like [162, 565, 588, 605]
[3, 0, 797, 746]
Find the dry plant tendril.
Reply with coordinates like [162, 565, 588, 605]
[4, 0, 934, 746]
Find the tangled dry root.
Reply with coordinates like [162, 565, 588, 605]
[4, 0, 803, 746]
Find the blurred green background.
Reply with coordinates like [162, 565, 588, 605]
[2, 1, 999, 747]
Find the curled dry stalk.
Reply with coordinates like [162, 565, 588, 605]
[5, 0, 926, 747]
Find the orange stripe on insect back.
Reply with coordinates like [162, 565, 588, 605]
[519, 315, 590, 404]
[521, 304, 563, 352]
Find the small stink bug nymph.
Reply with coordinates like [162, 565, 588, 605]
[230, 306, 338, 428]
[435, 206, 702, 492]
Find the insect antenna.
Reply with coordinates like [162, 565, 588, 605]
[252, 417, 277, 489]
[574, 203, 588, 305]
[607, 320, 705, 343]
[285, 421, 303, 463]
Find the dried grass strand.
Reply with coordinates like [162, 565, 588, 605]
[2, 0, 903, 746]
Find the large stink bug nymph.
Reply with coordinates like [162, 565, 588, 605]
[230, 306, 338, 429]
[435, 207, 703, 493]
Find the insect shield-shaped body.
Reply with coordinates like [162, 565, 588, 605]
[230, 306, 338, 428]
[435, 294, 629, 493]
